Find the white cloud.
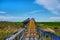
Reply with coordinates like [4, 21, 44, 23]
[0, 11, 6, 14]
[25, 10, 44, 14]
[0, 16, 22, 19]
[48, 17, 60, 21]
[35, 0, 60, 15]
[28, 10, 40, 14]
[50, 17, 60, 19]
[0, 16, 26, 22]
[35, 17, 60, 22]
[23, 10, 45, 17]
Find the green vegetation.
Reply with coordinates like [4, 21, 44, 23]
[0, 22, 24, 40]
[36, 22, 60, 26]
[36, 22, 60, 36]
[0, 21, 60, 40]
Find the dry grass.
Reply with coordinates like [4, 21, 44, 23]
[0, 26, 21, 40]
[40, 24, 60, 35]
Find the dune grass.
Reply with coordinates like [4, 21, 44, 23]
[0, 22, 23, 40]
[36, 22, 60, 36]
[0, 22, 60, 40]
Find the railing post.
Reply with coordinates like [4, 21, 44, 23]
[44, 34, 46, 40]
[51, 36, 53, 40]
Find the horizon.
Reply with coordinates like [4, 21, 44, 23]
[0, 0, 60, 22]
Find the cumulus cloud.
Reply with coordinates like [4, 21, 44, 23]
[0, 11, 6, 14]
[35, 0, 60, 15]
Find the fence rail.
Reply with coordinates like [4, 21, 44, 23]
[5, 28, 26, 40]
[36, 26, 60, 40]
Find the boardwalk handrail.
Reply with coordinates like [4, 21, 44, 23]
[4, 18, 30, 40]
[5, 28, 26, 40]
[37, 26, 60, 40]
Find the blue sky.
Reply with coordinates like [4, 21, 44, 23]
[0, 0, 60, 22]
